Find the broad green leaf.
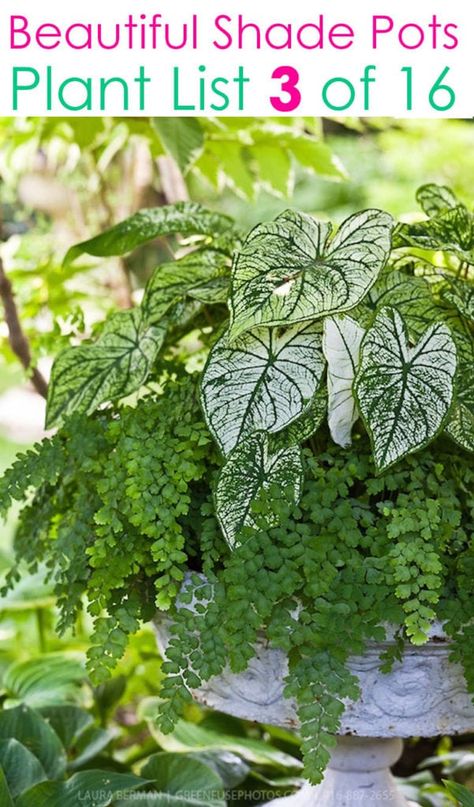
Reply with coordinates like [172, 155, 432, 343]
[0, 768, 14, 807]
[64, 202, 238, 265]
[395, 206, 474, 265]
[215, 432, 304, 548]
[0, 739, 46, 798]
[443, 780, 474, 807]
[442, 277, 474, 321]
[15, 771, 148, 807]
[132, 752, 225, 807]
[284, 135, 346, 179]
[201, 323, 325, 456]
[152, 118, 204, 173]
[142, 251, 228, 325]
[229, 209, 393, 339]
[0, 705, 66, 779]
[144, 713, 303, 771]
[38, 706, 93, 751]
[354, 308, 457, 472]
[208, 141, 255, 200]
[46, 309, 165, 428]
[323, 316, 365, 448]
[188, 751, 249, 789]
[3, 654, 85, 708]
[253, 144, 292, 196]
[416, 184, 459, 217]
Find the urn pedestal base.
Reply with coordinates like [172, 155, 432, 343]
[268, 737, 412, 806]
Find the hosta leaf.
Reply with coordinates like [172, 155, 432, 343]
[144, 710, 302, 771]
[354, 308, 457, 472]
[0, 769, 14, 807]
[152, 118, 204, 173]
[38, 706, 93, 751]
[134, 753, 225, 807]
[442, 277, 474, 321]
[15, 771, 148, 807]
[229, 208, 393, 339]
[323, 316, 365, 448]
[395, 206, 474, 265]
[201, 323, 325, 456]
[0, 705, 66, 780]
[3, 654, 85, 709]
[142, 251, 229, 325]
[64, 202, 239, 265]
[46, 309, 165, 428]
[416, 184, 459, 217]
[215, 432, 303, 548]
[0, 739, 46, 798]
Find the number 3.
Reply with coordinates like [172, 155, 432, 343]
[270, 66, 301, 112]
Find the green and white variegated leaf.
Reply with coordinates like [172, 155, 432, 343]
[323, 316, 365, 448]
[394, 206, 474, 265]
[272, 387, 327, 449]
[187, 277, 229, 305]
[362, 269, 442, 340]
[215, 432, 304, 548]
[46, 309, 165, 428]
[229, 208, 394, 339]
[201, 323, 325, 456]
[416, 184, 459, 218]
[441, 277, 474, 322]
[354, 307, 457, 472]
[64, 202, 240, 265]
[142, 250, 229, 324]
[446, 333, 474, 452]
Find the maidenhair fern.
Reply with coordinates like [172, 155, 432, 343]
[0, 187, 473, 783]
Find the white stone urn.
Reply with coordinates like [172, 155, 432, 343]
[155, 617, 474, 806]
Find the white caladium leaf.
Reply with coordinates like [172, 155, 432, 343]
[394, 206, 474, 265]
[142, 251, 229, 324]
[446, 334, 474, 452]
[442, 277, 474, 322]
[416, 184, 459, 218]
[201, 323, 325, 456]
[229, 208, 393, 339]
[215, 432, 304, 548]
[446, 404, 474, 452]
[360, 268, 442, 340]
[323, 316, 365, 448]
[46, 309, 165, 428]
[272, 387, 327, 449]
[354, 307, 457, 472]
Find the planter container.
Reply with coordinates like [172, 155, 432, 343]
[155, 619, 474, 806]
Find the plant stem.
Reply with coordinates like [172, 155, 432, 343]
[0, 256, 48, 399]
[36, 608, 47, 653]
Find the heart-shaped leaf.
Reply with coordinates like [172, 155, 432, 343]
[0, 739, 47, 798]
[360, 268, 443, 340]
[416, 183, 459, 217]
[395, 206, 474, 265]
[446, 333, 474, 452]
[354, 308, 457, 471]
[215, 432, 303, 548]
[15, 771, 148, 807]
[442, 277, 474, 322]
[229, 208, 393, 339]
[142, 251, 229, 325]
[271, 387, 327, 449]
[64, 202, 238, 265]
[201, 323, 325, 456]
[323, 316, 365, 448]
[46, 309, 165, 428]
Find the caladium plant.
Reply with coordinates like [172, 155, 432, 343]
[44, 188, 469, 545]
[1, 184, 473, 786]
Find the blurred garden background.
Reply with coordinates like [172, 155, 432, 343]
[0, 116, 473, 805]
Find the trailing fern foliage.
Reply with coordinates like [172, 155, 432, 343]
[0, 186, 473, 783]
